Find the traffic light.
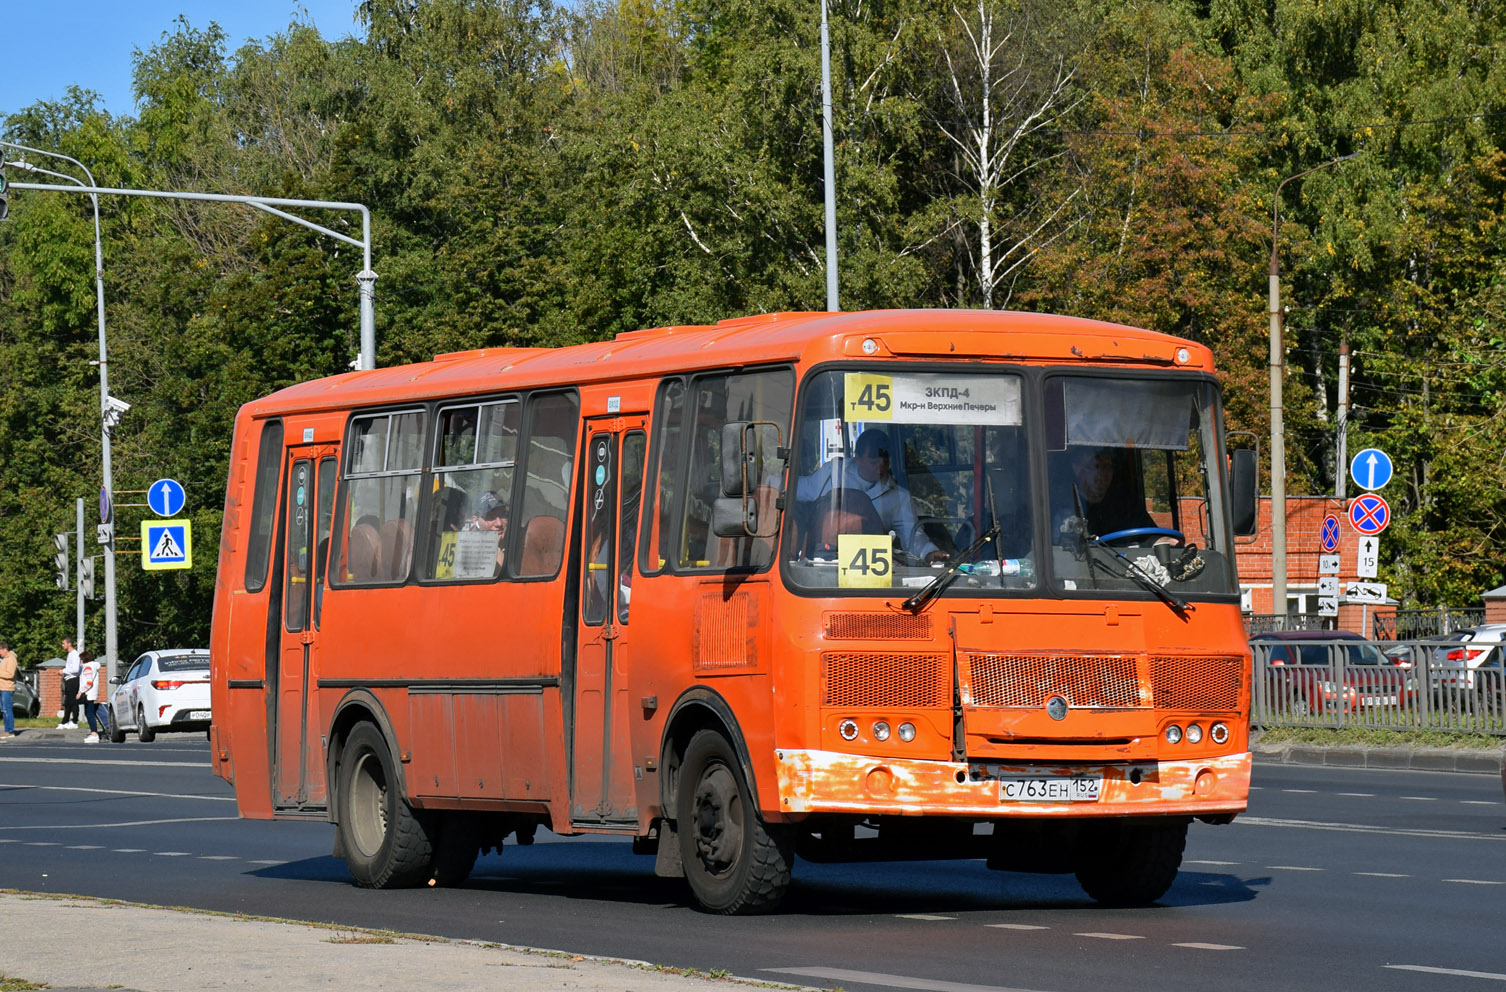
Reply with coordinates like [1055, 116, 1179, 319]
[53, 533, 69, 591]
[80, 557, 95, 600]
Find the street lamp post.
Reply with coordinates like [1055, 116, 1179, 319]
[0, 142, 122, 684]
[1269, 153, 1356, 619]
[819, 0, 839, 312]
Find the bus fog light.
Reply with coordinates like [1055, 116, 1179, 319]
[1164, 725, 1183, 744]
[872, 721, 891, 742]
[1210, 722, 1229, 745]
[839, 719, 859, 741]
[898, 722, 916, 742]
[1186, 723, 1204, 744]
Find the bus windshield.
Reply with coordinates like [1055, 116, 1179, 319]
[782, 368, 1237, 601]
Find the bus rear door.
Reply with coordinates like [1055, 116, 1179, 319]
[273, 444, 338, 811]
[570, 419, 647, 827]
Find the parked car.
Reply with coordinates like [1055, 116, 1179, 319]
[1429, 623, 1506, 700]
[7, 675, 40, 720]
[1250, 630, 1415, 713]
[107, 649, 211, 743]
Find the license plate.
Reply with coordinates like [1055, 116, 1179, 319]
[187, 710, 211, 720]
[999, 774, 1103, 803]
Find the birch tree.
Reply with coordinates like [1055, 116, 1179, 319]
[933, 0, 1078, 308]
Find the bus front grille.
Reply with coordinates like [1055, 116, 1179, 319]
[822, 652, 951, 708]
[964, 653, 1145, 709]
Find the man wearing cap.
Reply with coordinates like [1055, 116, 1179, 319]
[464, 491, 509, 571]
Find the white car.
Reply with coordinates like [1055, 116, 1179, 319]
[1430, 624, 1506, 698]
[107, 649, 211, 743]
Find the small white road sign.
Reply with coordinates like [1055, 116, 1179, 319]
[1345, 581, 1388, 603]
[1356, 535, 1379, 579]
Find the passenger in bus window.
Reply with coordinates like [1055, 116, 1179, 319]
[793, 429, 948, 563]
[466, 490, 509, 570]
[1056, 447, 1155, 538]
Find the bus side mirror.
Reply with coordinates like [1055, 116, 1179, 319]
[1230, 447, 1258, 536]
[713, 421, 783, 538]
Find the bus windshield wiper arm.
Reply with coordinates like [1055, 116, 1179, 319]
[901, 523, 1000, 614]
[1086, 536, 1194, 618]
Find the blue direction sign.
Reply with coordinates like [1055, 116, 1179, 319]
[1348, 493, 1391, 536]
[141, 520, 193, 571]
[1350, 448, 1393, 492]
[1320, 514, 1341, 552]
[99, 486, 111, 524]
[147, 478, 187, 518]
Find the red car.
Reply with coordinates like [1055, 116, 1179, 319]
[1251, 630, 1415, 714]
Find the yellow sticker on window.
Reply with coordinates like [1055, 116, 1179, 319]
[434, 531, 458, 579]
[837, 534, 893, 588]
[844, 373, 894, 421]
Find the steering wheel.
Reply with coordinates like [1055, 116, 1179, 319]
[1096, 526, 1185, 546]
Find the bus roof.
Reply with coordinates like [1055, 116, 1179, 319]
[245, 309, 1210, 416]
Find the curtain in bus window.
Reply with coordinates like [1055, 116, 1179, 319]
[244, 420, 284, 592]
[424, 399, 519, 581]
[336, 410, 425, 586]
[514, 392, 579, 578]
[1063, 378, 1195, 450]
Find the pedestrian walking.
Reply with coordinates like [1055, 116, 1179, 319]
[60, 637, 81, 729]
[77, 651, 101, 744]
[0, 640, 18, 740]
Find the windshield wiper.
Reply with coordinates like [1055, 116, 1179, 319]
[1084, 536, 1195, 619]
[901, 523, 1000, 614]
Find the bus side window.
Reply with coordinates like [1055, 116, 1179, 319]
[243, 419, 284, 592]
[333, 409, 425, 586]
[513, 391, 579, 578]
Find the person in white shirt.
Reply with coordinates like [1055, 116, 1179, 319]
[794, 429, 948, 563]
[60, 637, 81, 729]
[77, 651, 102, 743]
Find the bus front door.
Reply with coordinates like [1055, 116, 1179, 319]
[570, 420, 647, 826]
[272, 445, 338, 811]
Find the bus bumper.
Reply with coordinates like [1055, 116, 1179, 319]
[773, 749, 1250, 818]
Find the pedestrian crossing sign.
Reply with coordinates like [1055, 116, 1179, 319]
[141, 519, 193, 570]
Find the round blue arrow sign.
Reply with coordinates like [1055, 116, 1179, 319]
[148, 478, 187, 518]
[1350, 447, 1393, 492]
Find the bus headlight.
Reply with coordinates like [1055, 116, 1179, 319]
[1186, 723, 1204, 744]
[872, 721, 891, 742]
[1164, 724, 1183, 744]
[898, 722, 916, 742]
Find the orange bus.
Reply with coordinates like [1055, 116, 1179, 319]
[210, 309, 1258, 913]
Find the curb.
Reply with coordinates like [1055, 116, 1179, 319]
[1252, 742, 1505, 775]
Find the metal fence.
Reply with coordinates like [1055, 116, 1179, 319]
[1376, 608, 1485, 640]
[1245, 613, 1335, 634]
[1251, 638, 1505, 735]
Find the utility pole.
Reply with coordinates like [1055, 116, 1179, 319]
[819, 0, 839, 311]
[1268, 153, 1356, 620]
[1336, 337, 1350, 501]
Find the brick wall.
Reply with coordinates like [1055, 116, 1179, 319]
[1235, 495, 1388, 625]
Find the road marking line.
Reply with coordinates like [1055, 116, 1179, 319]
[765, 967, 1050, 992]
[1443, 878, 1504, 885]
[0, 758, 206, 768]
[1238, 816, 1506, 843]
[1462, 800, 1496, 806]
[1267, 865, 1323, 871]
[986, 924, 1048, 930]
[112, 848, 146, 853]
[0, 781, 234, 803]
[1387, 964, 1506, 981]
[1400, 796, 1437, 801]
[23, 841, 60, 846]
[1282, 788, 1318, 793]
[199, 855, 238, 860]
[1075, 932, 1144, 940]
[249, 860, 286, 865]
[1336, 792, 1374, 797]
[2, 816, 237, 832]
[897, 914, 956, 921]
[154, 851, 193, 857]
[1353, 872, 1409, 878]
[65, 845, 104, 850]
[1173, 943, 1243, 951]
[1186, 859, 1241, 865]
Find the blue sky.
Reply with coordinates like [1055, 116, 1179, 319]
[3, 1, 365, 119]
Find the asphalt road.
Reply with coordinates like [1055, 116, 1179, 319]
[2, 734, 1503, 992]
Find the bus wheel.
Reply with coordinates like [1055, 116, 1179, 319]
[336, 723, 433, 888]
[677, 730, 792, 914]
[1074, 818, 1187, 906]
[429, 813, 482, 887]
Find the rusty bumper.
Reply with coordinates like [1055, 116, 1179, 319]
[773, 748, 1251, 818]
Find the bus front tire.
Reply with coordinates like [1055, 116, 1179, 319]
[337, 723, 433, 889]
[1074, 818, 1187, 906]
[677, 729, 792, 915]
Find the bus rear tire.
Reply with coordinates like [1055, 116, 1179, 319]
[1074, 818, 1187, 906]
[677, 729, 792, 915]
[337, 722, 433, 889]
